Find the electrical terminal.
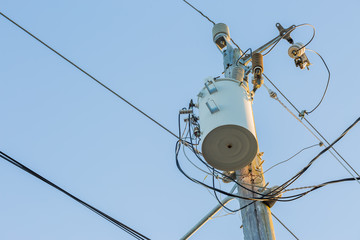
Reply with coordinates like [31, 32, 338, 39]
[179, 109, 193, 114]
[299, 110, 307, 119]
[288, 42, 311, 70]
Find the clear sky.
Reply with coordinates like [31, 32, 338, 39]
[1, 0, 360, 239]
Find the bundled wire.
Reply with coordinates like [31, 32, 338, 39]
[266, 116, 360, 200]
[177, 104, 360, 207]
[0, 151, 150, 240]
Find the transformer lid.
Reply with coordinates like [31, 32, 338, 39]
[201, 125, 258, 171]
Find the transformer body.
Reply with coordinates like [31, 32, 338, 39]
[198, 78, 258, 171]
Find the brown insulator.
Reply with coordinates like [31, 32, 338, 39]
[252, 52, 264, 75]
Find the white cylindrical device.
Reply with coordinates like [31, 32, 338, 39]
[288, 42, 305, 58]
[198, 78, 258, 171]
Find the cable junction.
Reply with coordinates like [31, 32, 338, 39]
[176, 104, 360, 210]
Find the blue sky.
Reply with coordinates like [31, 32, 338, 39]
[1, 0, 360, 239]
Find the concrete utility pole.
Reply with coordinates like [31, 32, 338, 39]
[211, 23, 276, 239]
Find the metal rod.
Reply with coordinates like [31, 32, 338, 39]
[180, 185, 237, 240]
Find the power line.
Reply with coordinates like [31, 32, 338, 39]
[263, 73, 360, 183]
[263, 143, 320, 174]
[183, 0, 215, 25]
[0, 11, 179, 140]
[304, 49, 330, 114]
[177, 109, 360, 205]
[182, 1, 243, 52]
[273, 116, 360, 197]
[262, 82, 324, 143]
[271, 212, 299, 240]
[0, 150, 150, 240]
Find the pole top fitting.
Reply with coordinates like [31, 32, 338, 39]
[212, 23, 230, 50]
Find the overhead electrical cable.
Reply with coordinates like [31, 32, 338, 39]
[272, 116, 360, 196]
[182, 0, 243, 52]
[0, 11, 178, 140]
[262, 83, 324, 143]
[263, 73, 360, 184]
[263, 143, 320, 174]
[181, 112, 281, 199]
[212, 169, 241, 213]
[0, 151, 150, 240]
[182, 0, 215, 25]
[178, 110, 360, 205]
[234, 117, 360, 207]
[303, 49, 330, 114]
[176, 114, 276, 202]
[271, 212, 299, 240]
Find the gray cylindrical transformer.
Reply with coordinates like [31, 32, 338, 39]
[198, 78, 258, 171]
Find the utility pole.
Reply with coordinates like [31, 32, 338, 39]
[210, 23, 276, 240]
[182, 22, 295, 239]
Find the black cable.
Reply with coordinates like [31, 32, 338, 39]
[176, 115, 265, 202]
[182, 1, 243, 52]
[304, 49, 330, 114]
[0, 11, 179, 141]
[272, 116, 360, 198]
[263, 73, 360, 179]
[271, 212, 299, 240]
[177, 116, 360, 209]
[277, 175, 360, 202]
[212, 168, 241, 213]
[176, 141, 262, 202]
[183, 112, 277, 198]
[239, 117, 360, 205]
[230, 38, 243, 53]
[263, 73, 301, 113]
[0, 151, 150, 240]
[178, 111, 297, 202]
[263, 143, 320, 174]
[182, 0, 215, 25]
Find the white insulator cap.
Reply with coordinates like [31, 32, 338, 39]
[288, 42, 306, 58]
[212, 23, 230, 43]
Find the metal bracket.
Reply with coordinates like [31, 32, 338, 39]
[276, 23, 296, 44]
[204, 80, 218, 94]
[206, 99, 219, 114]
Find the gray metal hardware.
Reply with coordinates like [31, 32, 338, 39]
[206, 99, 219, 114]
[204, 80, 218, 94]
